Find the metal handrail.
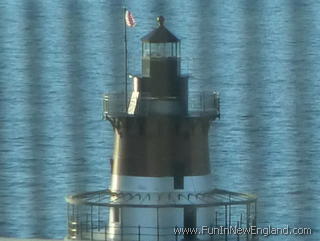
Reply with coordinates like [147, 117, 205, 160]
[102, 91, 220, 118]
[68, 222, 254, 240]
[66, 189, 257, 207]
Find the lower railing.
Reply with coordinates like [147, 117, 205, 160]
[68, 219, 256, 241]
[66, 190, 256, 241]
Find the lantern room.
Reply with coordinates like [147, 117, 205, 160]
[142, 16, 180, 57]
[141, 16, 181, 80]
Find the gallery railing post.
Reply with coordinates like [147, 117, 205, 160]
[91, 205, 93, 241]
[157, 208, 159, 241]
[225, 205, 228, 241]
[121, 208, 123, 241]
[175, 226, 178, 241]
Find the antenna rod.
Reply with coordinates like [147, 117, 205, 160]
[123, 7, 128, 112]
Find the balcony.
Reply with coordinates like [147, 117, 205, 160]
[66, 189, 257, 241]
[103, 92, 220, 119]
[188, 91, 220, 118]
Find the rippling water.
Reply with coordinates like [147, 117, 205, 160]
[0, 0, 319, 240]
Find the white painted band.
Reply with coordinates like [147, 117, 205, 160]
[110, 174, 213, 193]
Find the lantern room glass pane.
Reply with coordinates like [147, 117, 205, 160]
[165, 43, 172, 56]
[148, 42, 180, 58]
[142, 43, 151, 57]
[172, 43, 177, 57]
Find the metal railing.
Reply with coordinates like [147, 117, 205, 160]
[102, 91, 220, 119]
[188, 91, 220, 118]
[67, 220, 257, 241]
[66, 189, 257, 241]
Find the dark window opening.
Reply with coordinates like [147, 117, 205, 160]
[174, 175, 184, 189]
[184, 207, 197, 240]
[113, 207, 120, 223]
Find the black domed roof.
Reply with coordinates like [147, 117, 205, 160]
[141, 16, 180, 43]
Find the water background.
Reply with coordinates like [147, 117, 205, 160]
[0, 0, 319, 240]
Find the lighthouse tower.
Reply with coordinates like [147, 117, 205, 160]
[66, 16, 257, 241]
[106, 16, 219, 240]
[109, 16, 218, 193]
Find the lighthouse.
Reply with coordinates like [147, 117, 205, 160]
[106, 15, 219, 239]
[109, 16, 219, 193]
[66, 16, 257, 241]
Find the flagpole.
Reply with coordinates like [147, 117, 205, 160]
[123, 7, 128, 112]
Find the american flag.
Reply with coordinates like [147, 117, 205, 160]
[125, 10, 136, 27]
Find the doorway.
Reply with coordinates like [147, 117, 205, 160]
[184, 207, 197, 240]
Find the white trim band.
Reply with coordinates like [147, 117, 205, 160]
[110, 174, 213, 192]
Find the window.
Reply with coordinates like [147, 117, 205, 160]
[146, 42, 180, 58]
[143, 43, 151, 57]
[174, 175, 184, 189]
[184, 207, 197, 240]
[113, 207, 120, 222]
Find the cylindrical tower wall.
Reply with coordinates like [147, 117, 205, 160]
[111, 117, 211, 177]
